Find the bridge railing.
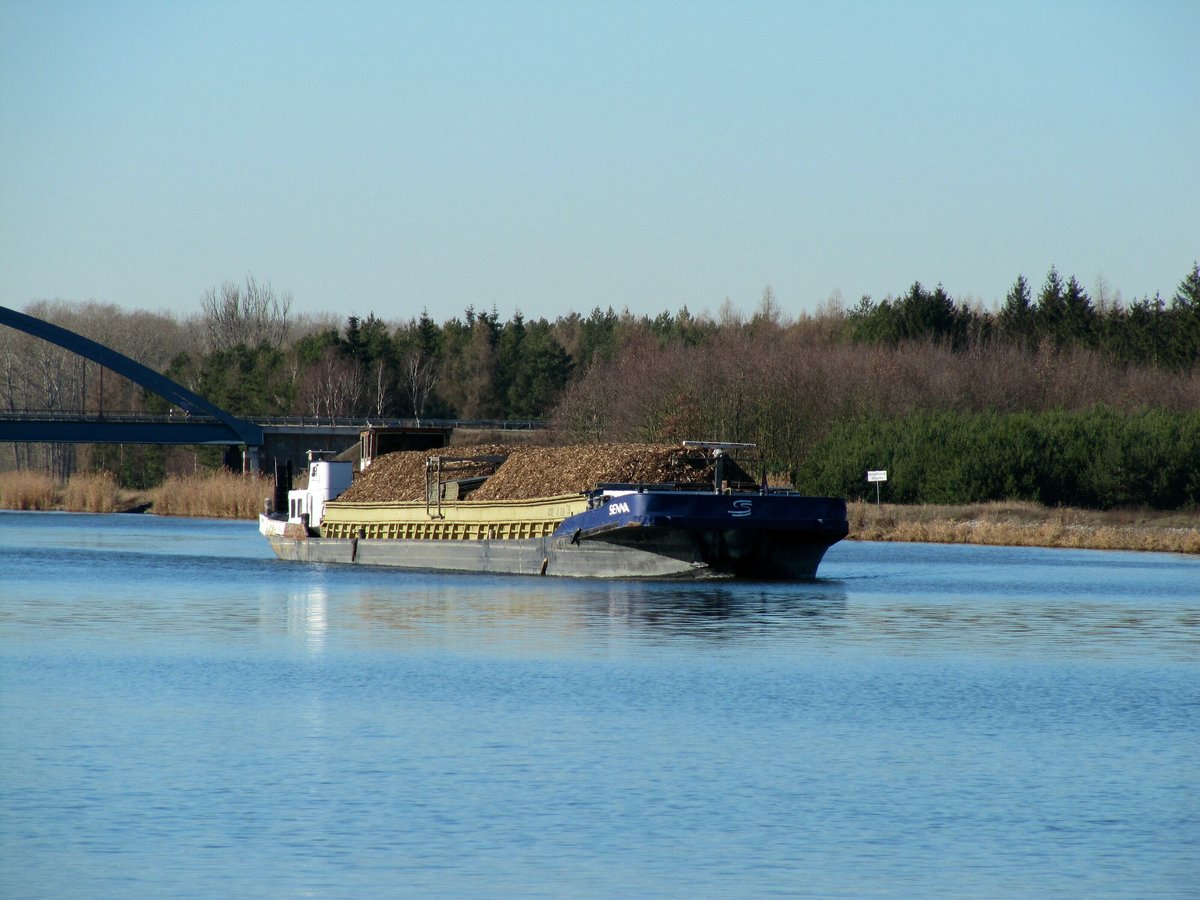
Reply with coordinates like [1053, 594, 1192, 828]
[0, 410, 224, 424]
[0, 410, 547, 431]
[253, 416, 546, 429]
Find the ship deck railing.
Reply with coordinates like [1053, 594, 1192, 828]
[592, 481, 768, 494]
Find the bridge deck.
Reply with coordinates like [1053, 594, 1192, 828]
[0, 412, 544, 445]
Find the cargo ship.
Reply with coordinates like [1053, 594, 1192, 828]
[258, 442, 847, 579]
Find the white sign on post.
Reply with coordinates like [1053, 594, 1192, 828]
[867, 470, 887, 505]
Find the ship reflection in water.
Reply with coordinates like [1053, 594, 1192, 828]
[271, 549, 1200, 662]
[277, 576, 850, 654]
[587, 581, 849, 641]
[284, 585, 328, 652]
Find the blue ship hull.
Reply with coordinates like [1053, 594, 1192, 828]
[552, 489, 848, 579]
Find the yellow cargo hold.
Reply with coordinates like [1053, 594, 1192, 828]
[320, 494, 589, 540]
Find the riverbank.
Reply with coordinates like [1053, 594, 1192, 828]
[2, 470, 1196, 553]
[848, 501, 1200, 554]
[0, 470, 270, 518]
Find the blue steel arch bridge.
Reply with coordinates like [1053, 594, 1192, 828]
[1, 305, 540, 472]
[1, 304, 263, 457]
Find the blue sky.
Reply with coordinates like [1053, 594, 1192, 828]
[2, 0, 1197, 324]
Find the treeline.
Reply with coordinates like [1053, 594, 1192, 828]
[550, 326, 1200, 501]
[160, 262, 1200, 424]
[794, 408, 1200, 510]
[165, 303, 693, 422]
[3, 264, 1200, 506]
[846, 265, 1200, 370]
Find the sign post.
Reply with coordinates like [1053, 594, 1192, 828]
[867, 470, 887, 506]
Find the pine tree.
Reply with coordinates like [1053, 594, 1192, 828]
[999, 274, 1035, 349]
[1036, 266, 1066, 345]
[1167, 262, 1200, 370]
[1174, 262, 1200, 310]
[1061, 276, 1096, 346]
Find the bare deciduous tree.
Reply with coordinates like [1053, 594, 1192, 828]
[1, 323, 77, 476]
[370, 359, 390, 419]
[399, 350, 437, 423]
[750, 285, 785, 328]
[296, 348, 365, 419]
[200, 276, 292, 353]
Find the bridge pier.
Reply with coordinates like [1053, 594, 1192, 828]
[258, 432, 357, 474]
[257, 424, 452, 475]
[224, 445, 263, 475]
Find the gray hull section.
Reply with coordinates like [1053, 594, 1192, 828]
[266, 528, 835, 580]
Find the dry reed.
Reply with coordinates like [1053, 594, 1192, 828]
[62, 471, 122, 513]
[150, 471, 273, 519]
[849, 501, 1200, 554]
[0, 470, 58, 510]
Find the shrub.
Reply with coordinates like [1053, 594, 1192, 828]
[795, 407, 1200, 510]
[62, 471, 121, 513]
[0, 470, 58, 510]
[150, 471, 272, 519]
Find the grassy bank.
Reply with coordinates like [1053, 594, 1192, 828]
[0, 470, 130, 513]
[148, 472, 271, 518]
[2, 469, 1196, 552]
[849, 501, 1200, 554]
[0, 470, 270, 518]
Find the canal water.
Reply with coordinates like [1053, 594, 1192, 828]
[1, 511, 1197, 898]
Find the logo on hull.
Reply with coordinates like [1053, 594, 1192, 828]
[608, 501, 631, 515]
[729, 499, 753, 518]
